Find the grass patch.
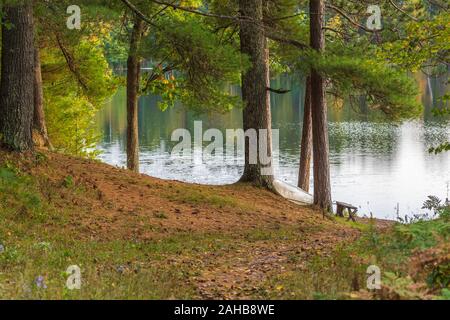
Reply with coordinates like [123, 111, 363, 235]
[0, 230, 240, 299]
[0, 165, 64, 226]
[153, 212, 168, 219]
[262, 214, 450, 300]
[262, 248, 365, 300]
[0, 238, 198, 299]
[244, 226, 302, 242]
[335, 217, 371, 232]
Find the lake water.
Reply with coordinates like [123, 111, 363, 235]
[95, 74, 450, 220]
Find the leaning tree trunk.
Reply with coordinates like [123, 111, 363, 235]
[0, 2, 35, 151]
[33, 46, 52, 149]
[310, 0, 333, 212]
[239, 0, 274, 189]
[126, 17, 144, 173]
[298, 76, 312, 192]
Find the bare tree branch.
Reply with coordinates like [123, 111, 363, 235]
[121, 0, 161, 28]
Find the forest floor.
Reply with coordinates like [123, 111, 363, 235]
[0, 149, 448, 300]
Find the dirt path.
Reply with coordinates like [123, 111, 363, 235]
[155, 222, 361, 300]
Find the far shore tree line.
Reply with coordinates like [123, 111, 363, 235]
[0, 0, 448, 213]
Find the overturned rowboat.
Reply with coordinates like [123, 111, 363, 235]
[273, 179, 314, 206]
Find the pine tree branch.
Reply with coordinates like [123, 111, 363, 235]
[388, 0, 419, 22]
[325, 4, 378, 33]
[146, 0, 242, 21]
[122, 0, 309, 50]
[267, 87, 291, 94]
[54, 33, 88, 91]
[121, 0, 161, 28]
[265, 32, 309, 50]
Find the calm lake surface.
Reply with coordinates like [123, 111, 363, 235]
[96, 74, 450, 220]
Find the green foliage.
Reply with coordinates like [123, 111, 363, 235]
[427, 262, 449, 290]
[267, 3, 432, 121]
[139, 12, 249, 113]
[382, 272, 430, 300]
[438, 288, 450, 300]
[0, 166, 48, 223]
[393, 219, 449, 250]
[327, 195, 450, 300]
[63, 175, 75, 188]
[42, 40, 117, 157]
[429, 104, 450, 154]
[305, 47, 422, 120]
[45, 93, 102, 158]
[33, 0, 447, 155]
[377, 12, 450, 74]
[103, 29, 129, 67]
[429, 142, 450, 155]
[32, 0, 120, 157]
[390, 196, 449, 250]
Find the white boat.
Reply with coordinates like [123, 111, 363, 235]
[273, 179, 314, 206]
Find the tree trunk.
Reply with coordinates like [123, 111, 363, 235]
[0, 3, 35, 151]
[126, 17, 144, 173]
[310, 0, 333, 212]
[239, 0, 274, 189]
[298, 76, 312, 192]
[33, 46, 52, 149]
